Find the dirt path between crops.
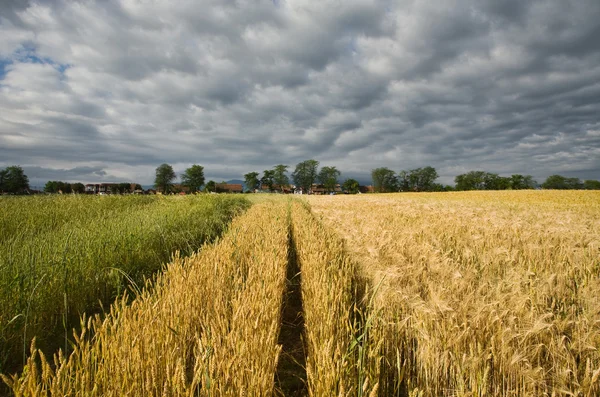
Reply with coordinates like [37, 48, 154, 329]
[275, 231, 308, 396]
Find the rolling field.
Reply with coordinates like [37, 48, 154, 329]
[3, 191, 600, 396]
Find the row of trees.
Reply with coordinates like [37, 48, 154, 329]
[371, 166, 442, 193]
[0, 166, 29, 194]
[541, 175, 600, 190]
[44, 181, 86, 194]
[243, 160, 349, 193]
[154, 163, 205, 193]
[454, 171, 537, 191]
[159, 161, 600, 194]
[3, 164, 599, 195]
[43, 182, 144, 194]
[454, 172, 600, 191]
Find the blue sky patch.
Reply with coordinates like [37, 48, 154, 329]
[0, 58, 11, 80]
[10, 44, 70, 76]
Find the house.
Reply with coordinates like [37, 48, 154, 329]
[216, 183, 243, 193]
[171, 184, 191, 194]
[359, 185, 375, 193]
[258, 184, 293, 193]
[85, 183, 118, 194]
[311, 183, 343, 195]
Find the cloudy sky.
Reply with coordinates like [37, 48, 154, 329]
[1, 0, 599, 187]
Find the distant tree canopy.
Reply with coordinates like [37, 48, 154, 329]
[583, 179, 600, 190]
[71, 182, 86, 194]
[292, 159, 319, 192]
[44, 181, 69, 194]
[205, 180, 216, 193]
[455, 171, 486, 191]
[181, 164, 205, 193]
[44, 181, 133, 194]
[261, 169, 275, 191]
[318, 166, 341, 192]
[398, 166, 439, 192]
[154, 163, 176, 193]
[371, 167, 398, 193]
[0, 165, 29, 194]
[455, 171, 536, 191]
[244, 171, 260, 192]
[272, 164, 290, 192]
[342, 178, 360, 194]
[541, 175, 588, 190]
[112, 183, 134, 194]
[510, 174, 537, 190]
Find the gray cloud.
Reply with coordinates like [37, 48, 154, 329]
[1, 0, 599, 186]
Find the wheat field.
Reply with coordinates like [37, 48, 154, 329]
[308, 191, 600, 397]
[0, 194, 249, 375]
[4, 191, 599, 396]
[3, 199, 289, 396]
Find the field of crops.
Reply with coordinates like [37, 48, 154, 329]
[308, 191, 600, 396]
[3, 191, 600, 396]
[0, 194, 249, 375]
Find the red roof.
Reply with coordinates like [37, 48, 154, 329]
[216, 183, 243, 192]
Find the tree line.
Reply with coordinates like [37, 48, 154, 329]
[243, 160, 351, 193]
[1, 163, 599, 195]
[371, 167, 541, 192]
[42, 182, 143, 194]
[155, 160, 351, 194]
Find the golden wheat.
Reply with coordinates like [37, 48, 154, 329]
[3, 200, 289, 397]
[290, 201, 375, 397]
[8, 191, 598, 397]
[308, 191, 600, 397]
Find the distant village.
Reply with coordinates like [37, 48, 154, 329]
[81, 182, 375, 195]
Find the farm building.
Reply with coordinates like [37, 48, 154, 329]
[85, 183, 118, 194]
[216, 183, 243, 193]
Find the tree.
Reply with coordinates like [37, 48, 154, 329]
[510, 174, 536, 190]
[318, 166, 341, 192]
[401, 166, 439, 191]
[261, 170, 275, 192]
[398, 170, 410, 192]
[566, 177, 583, 189]
[455, 171, 486, 190]
[44, 181, 59, 193]
[522, 175, 537, 189]
[181, 164, 205, 193]
[205, 180, 216, 193]
[483, 173, 510, 190]
[154, 163, 176, 193]
[71, 182, 85, 194]
[292, 159, 319, 193]
[244, 172, 260, 192]
[272, 164, 290, 192]
[371, 167, 398, 193]
[0, 169, 6, 193]
[584, 180, 600, 190]
[342, 178, 360, 194]
[541, 175, 582, 189]
[1, 166, 29, 193]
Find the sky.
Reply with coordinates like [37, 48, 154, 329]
[1, 0, 599, 187]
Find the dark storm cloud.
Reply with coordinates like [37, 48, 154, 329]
[1, 0, 599, 185]
[23, 165, 121, 186]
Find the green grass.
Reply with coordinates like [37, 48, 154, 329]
[0, 194, 250, 374]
